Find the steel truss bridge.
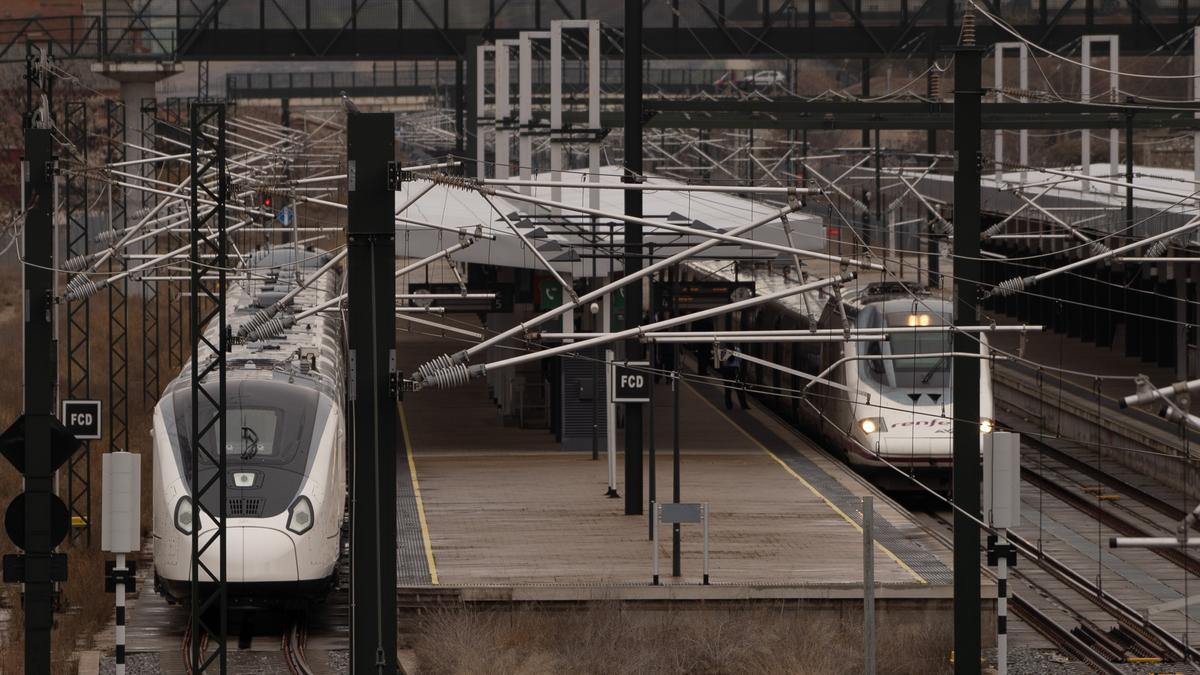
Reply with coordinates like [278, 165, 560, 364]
[1, 0, 1197, 63]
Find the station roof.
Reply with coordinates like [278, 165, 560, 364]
[395, 166, 825, 277]
[911, 164, 1197, 241]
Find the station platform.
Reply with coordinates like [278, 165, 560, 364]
[395, 331, 979, 607]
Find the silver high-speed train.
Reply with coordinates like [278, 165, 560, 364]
[800, 282, 994, 492]
[691, 268, 996, 493]
[151, 246, 346, 607]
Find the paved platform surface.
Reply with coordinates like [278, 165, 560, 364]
[397, 332, 961, 594]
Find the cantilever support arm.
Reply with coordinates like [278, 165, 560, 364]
[420, 273, 854, 387]
[480, 192, 579, 303]
[413, 202, 806, 375]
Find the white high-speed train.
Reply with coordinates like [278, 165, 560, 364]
[151, 246, 346, 608]
[802, 282, 994, 492]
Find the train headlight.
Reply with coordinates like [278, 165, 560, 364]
[858, 417, 886, 435]
[174, 496, 194, 535]
[980, 418, 994, 434]
[287, 496, 314, 535]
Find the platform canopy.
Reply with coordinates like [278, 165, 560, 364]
[913, 164, 1198, 241]
[394, 166, 826, 278]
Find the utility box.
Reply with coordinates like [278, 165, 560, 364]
[561, 346, 608, 451]
[101, 452, 141, 553]
[983, 431, 1020, 529]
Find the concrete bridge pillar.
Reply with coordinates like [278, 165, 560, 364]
[90, 62, 184, 213]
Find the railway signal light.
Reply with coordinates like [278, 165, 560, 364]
[0, 414, 82, 581]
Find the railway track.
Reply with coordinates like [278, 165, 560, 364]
[729, 372, 1185, 670]
[1019, 463, 1200, 578]
[180, 617, 316, 674]
[919, 507, 1194, 671]
[718, 357, 1199, 670]
[985, 369, 1200, 667]
[180, 624, 208, 675]
[282, 620, 315, 675]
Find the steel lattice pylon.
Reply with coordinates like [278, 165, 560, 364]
[188, 101, 228, 675]
[162, 98, 187, 369]
[63, 99, 90, 546]
[106, 100, 129, 462]
[198, 60, 210, 99]
[140, 98, 160, 405]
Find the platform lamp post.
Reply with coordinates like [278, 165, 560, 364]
[952, 15, 985, 675]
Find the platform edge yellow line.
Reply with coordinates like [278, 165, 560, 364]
[399, 402, 439, 585]
[691, 383, 927, 585]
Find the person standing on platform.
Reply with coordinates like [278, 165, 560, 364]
[719, 351, 749, 410]
[694, 317, 715, 375]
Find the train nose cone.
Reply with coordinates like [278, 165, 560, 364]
[197, 526, 300, 582]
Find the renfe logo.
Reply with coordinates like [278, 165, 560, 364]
[61, 400, 102, 440]
[890, 419, 952, 428]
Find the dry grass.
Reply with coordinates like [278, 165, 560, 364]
[413, 604, 954, 675]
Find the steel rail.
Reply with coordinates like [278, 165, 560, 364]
[1021, 467, 1200, 577]
[282, 621, 314, 675]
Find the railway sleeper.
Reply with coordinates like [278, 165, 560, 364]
[1071, 623, 1126, 663]
[1108, 624, 1169, 663]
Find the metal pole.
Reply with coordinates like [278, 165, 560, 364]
[864, 496, 876, 675]
[592, 348, 599, 461]
[874, 129, 882, 255]
[927, 43, 940, 289]
[648, 343, 656, 540]
[347, 111, 399, 675]
[22, 117, 55, 675]
[1082, 38, 1092, 193]
[495, 41, 512, 179]
[1126, 99, 1135, 231]
[953, 36, 984, 675]
[115, 551, 127, 675]
[1110, 38, 1120, 197]
[604, 290, 617, 496]
[455, 55, 465, 157]
[997, 527, 1009, 675]
[672, 363, 681, 577]
[624, 0, 645, 517]
[861, 58, 870, 146]
[652, 503, 660, 585]
[473, 44, 487, 179]
[550, 22, 563, 211]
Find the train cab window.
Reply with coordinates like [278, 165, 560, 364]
[858, 305, 952, 389]
[174, 379, 320, 475]
[884, 310, 952, 389]
[236, 409, 280, 459]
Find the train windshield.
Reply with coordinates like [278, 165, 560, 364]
[858, 306, 952, 389]
[173, 379, 319, 474]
